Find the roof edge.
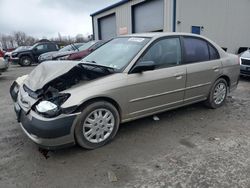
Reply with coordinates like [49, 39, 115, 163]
[90, 0, 130, 17]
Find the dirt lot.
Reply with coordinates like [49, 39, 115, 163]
[0, 65, 250, 188]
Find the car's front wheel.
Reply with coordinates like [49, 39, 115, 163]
[75, 101, 120, 149]
[20, 56, 32, 66]
[205, 78, 228, 109]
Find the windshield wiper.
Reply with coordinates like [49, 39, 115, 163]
[86, 60, 97, 64]
[71, 44, 78, 51]
[81, 61, 115, 73]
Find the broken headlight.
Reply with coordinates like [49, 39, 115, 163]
[36, 101, 58, 116]
[35, 93, 70, 117]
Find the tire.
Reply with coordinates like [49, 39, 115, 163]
[75, 101, 120, 149]
[19, 56, 32, 66]
[205, 78, 228, 109]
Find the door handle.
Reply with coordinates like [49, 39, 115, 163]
[174, 72, 184, 79]
[212, 66, 220, 72]
[213, 66, 220, 70]
[174, 72, 184, 77]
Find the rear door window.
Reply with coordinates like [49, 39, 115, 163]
[208, 44, 220, 60]
[183, 37, 209, 63]
[48, 43, 56, 50]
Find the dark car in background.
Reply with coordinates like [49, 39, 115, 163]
[38, 43, 84, 63]
[240, 50, 250, 76]
[4, 46, 31, 61]
[57, 41, 105, 61]
[11, 42, 59, 66]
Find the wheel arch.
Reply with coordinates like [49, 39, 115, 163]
[19, 53, 34, 61]
[74, 96, 122, 120]
[218, 75, 231, 88]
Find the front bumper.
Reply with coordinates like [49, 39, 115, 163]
[240, 65, 250, 76]
[10, 82, 79, 150]
[10, 57, 20, 64]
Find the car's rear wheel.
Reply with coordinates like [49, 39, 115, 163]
[205, 78, 228, 109]
[20, 56, 32, 66]
[75, 101, 120, 149]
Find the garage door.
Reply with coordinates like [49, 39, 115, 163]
[132, 0, 164, 33]
[98, 14, 116, 40]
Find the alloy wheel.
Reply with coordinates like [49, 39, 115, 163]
[213, 82, 227, 105]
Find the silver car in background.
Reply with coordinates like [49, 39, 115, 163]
[239, 50, 250, 76]
[10, 33, 240, 150]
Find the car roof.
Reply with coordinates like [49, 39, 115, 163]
[123, 32, 207, 39]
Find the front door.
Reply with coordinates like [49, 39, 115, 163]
[126, 37, 187, 119]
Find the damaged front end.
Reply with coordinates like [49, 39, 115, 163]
[9, 61, 116, 149]
[12, 61, 115, 118]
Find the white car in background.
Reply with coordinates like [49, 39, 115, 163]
[0, 57, 9, 75]
[239, 50, 250, 76]
[0, 47, 9, 74]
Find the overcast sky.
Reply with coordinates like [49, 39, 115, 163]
[0, 0, 120, 38]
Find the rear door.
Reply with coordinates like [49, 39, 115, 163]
[182, 36, 221, 103]
[126, 37, 186, 119]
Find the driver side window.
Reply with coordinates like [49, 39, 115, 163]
[138, 37, 182, 69]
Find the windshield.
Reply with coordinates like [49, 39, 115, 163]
[82, 37, 150, 70]
[78, 41, 96, 51]
[59, 45, 74, 52]
[59, 43, 84, 52]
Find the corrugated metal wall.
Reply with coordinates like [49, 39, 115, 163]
[92, 0, 250, 53]
[176, 0, 250, 53]
[92, 0, 172, 40]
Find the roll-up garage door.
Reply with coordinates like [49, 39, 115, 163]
[132, 0, 164, 33]
[98, 14, 116, 40]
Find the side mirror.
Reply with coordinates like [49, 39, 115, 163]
[33, 48, 38, 52]
[131, 61, 155, 73]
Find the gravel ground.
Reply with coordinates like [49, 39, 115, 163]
[0, 65, 250, 188]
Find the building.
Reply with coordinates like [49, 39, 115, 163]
[91, 0, 250, 54]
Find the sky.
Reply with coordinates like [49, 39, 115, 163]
[0, 0, 120, 38]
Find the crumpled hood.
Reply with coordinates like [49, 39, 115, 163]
[24, 60, 80, 91]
